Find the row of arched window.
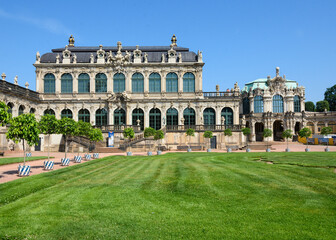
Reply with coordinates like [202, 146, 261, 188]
[44, 107, 234, 130]
[7, 103, 35, 116]
[242, 95, 301, 114]
[44, 72, 196, 94]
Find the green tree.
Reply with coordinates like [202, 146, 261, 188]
[241, 127, 251, 149]
[298, 127, 312, 151]
[57, 118, 77, 159]
[185, 128, 195, 150]
[305, 101, 315, 112]
[324, 84, 336, 111]
[282, 129, 293, 151]
[144, 127, 156, 152]
[123, 127, 135, 152]
[88, 128, 103, 151]
[263, 128, 272, 150]
[203, 131, 213, 149]
[154, 130, 164, 151]
[0, 101, 11, 126]
[6, 114, 40, 165]
[77, 121, 92, 155]
[316, 100, 329, 112]
[39, 114, 58, 161]
[224, 128, 233, 151]
[321, 126, 332, 149]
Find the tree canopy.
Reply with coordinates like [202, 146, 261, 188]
[57, 118, 77, 137]
[263, 128, 272, 138]
[298, 127, 312, 138]
[123, 127, 135, 139]
[144, 127, 156, 138]
[224, 128, 232, 137]
[88, 128, 103, 143]
[324, 84, 336, 111]
[321, 127, 332, 136]
[282, 129, 293, 139]
[305, 101, 315, 112]
[186, 128, 195, 137]
[0, 101, 11, 126]
[203, 131, 213, 139]
[154, 130, 164, 140]
[316, 100, 330, 112]
[241, 127, 251, 136]
[39, 114, 58, 135]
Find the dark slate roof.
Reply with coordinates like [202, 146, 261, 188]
[40, 46, 198, 63]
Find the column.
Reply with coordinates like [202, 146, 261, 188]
[249, 96, 254, 113]
[73, 73, 78, 93]
[144, 71, 149, 93]
[250, 121, 256, 142]
[178, 71, 183, 92]
[216, 106, 221, 126]
[90, 72, 95, 93]
[161, 71, 166, 92]
[107, 72, 113, 93]
[234, 105, 239, 125]
[73, 107, 78, 121]
[126, 105, 132, 125]
[90, 107, 95, 125]
[126, 72, 132, 93]
[55, 73, 61, 94]
[144, 107, 149, 128]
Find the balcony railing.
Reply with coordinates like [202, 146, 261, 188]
[94, 125, 142, 133]
[203, 91, 236, 98]
[166, 124, 242, 132]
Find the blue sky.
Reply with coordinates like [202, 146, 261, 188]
[0, 0, 335, 103]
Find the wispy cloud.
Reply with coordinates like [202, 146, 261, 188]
[0, 8, 72, 35]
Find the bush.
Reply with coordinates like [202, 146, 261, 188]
[316, 100, 330, 112]
[305, 101, 315, 112]
[203, 131, 213, 139]
[224, 128, 232, 137]
[144, 127, 156, 138]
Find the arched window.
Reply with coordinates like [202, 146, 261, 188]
[61, 109, 73, 119]
[30, 108, 36, 114]
[203, 108, 216, 125]
[243, 97, 250, 114]
[44, 109, 55, 116]
[132, 108, 144, 130]
[149, 108, 161, 130]
[113, 73, 125, 93]
[78, 109, 90, 123]
[95, 73, 107, 93]
[221, 107, 233, 125]
[18, 105, 25, 115]
[114, 109, 126, 125]
[166, 72, 178, 92]
[132, 73, 144, 93]
[254, 95, 264, 113]
[7, 103, 13, 115]
[294, 95, 301, 112]
[44, 73, 55, 93]
[273, 95, 284, 113]
[166, 108, 178, 126]
[61, 73, 73, 93]
[96, 108, 107, 126]
[149, 73, 161, 93]
[78, 73, 90, 93]
[183, 72, 195, 92]
[183, 108, 195, 126]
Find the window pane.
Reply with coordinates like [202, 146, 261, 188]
[96, 73, 107, 93]
[44, 73, 55, 93]
[61, 74, 73, 93]
[183, 72, 195, 92]
[113, 73, 125, 93]
[149, 73, 161, 93]
[254, 96, 264, 113]
[166, 73, 178, 92]
[78, 73, 90, 93]
[132, 73, 144, 93]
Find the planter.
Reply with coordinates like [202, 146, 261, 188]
[74, 155, 82, 163]
[207, 149, 212, 152]
[266, 148, 271, 152]
[44, 160, 54, 170]
[246, 148, 251, 152]
[61, 158, 70, 166]
[305, 148, 310, 152]
[157, 150, 162, 155]
[187, 148, 192, 152]
[85, 154, 91, 160]
[127, 152, 132, 156]
[25, 152, 32, 158]
[93, 153, 99, 159]
[18, 165, 31, 176]
[285, 148, 290, 152]
[325, 147, 329, 152]
[147, 152, 152, 156]
[227, 148, 232, 153]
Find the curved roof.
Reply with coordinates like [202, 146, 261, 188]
[244, 78, 298, 91]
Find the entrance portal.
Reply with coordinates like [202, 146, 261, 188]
[255, 122, 264, 142]
[273, 120, 284, 141]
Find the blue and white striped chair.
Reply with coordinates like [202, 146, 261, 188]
[61, 158, 70, 166]
[74, 155, 82, 163]
[93, 153, 99, 159]
[26, 152, 32, 158]
[44, 160, 54, 170]
[85, 154, 91, 160]
[18, 165, 31, 176]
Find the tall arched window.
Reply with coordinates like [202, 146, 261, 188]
[78, 109, 90, 123]
[254, 95, 264, 113]
[203, 108, 216, 125]
[114, 109, 126, 125]
[44, 109, 55, 116]
[294, 95, 301, 112]
[61, 73, 73, 93]
[132, 73, 144, 93]
[166, 72, 178, 92]
[7, 103, 13, 115]
[96, 108, 107, 126]
[95, 73, 107, 93]
[18, 105, 25, 115]
[183, 72, 195, 92]
[149, 108, 161, 130]
[78, 73, 90, 93]
[149, 73, 161, 93]
[132, 108, 144, 130]
[273, 95, 284, 113]
[183, 108, 195, 126]
[243, 97, 250, 114]
[113, 73, 125, 93]
[61, 109, 73, 119]
[221, 107, 233, 125]
[44, 73, 55, 93]
[166, 108, 178, 126]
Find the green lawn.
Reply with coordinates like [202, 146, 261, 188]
[0, 152, 335, 240]
[0, 156, 53, 166]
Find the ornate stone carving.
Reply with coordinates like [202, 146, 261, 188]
[62, 45, 71, 64]
[161, 53, 165, 63]
[133, 45, 142, 63]
[73, 54, 77, 64]
[35, 52, 40, 64]
[14, 75, 18, 85]
[197, 50, 203, 63]
[96, 45, 105, 64]
[168, 45, 176, 63]
[144, 52, 148, 63]
[90, 53, 94, 64]
[1, 73, 6, 81]
[56, 54, 60, 64]
[178, 53, 182, 63]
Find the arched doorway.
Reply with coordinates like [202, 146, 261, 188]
[221, 107, 233, 126]
[149, 108, 161, 130]
[114, 109, 126, 125]
[273, 120, 283, 141]
[183, 108, 195, 126]
[255, 122, 264, 142]
[295, 122, 301, 134]
[132, 108, 144, 130]
[166, 108, 178, 126]
[96, 108, 108, 126]
[203, 108, 216, 125]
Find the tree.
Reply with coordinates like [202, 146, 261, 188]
[77, 121, 92, 155]
[282, 129, 293, 151]
[39, 114, 58, 161]
[57, 118, 77, 159]
[305, 101, 315, 112]
[154, 130, 164, 152]
[123, 127, 135, 153]
[224, 128, 233, 151]
[321, 126, 332, 150]
[203, 131, 213, 150]
[241, 127, 251, 150]
[263, 128, 272, 151]
[298, 127, 312, 151]
[144, 127, 156, 153]
[88, 128, 103, 151]
[6, 114, 40, 165]
[324, 84, 336, 111]
[185, 128, 195, 150]
[316, 100, 329, 112]
[0, 101, 11, 126]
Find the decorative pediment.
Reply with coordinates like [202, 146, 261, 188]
[133, 45, 142, 63]
[62, 45, 71, 64]
[107, 42, 130, 70]
[96, 45, 105, 64]
[168, 45, 176, 63]
[266, 67, 286, 92]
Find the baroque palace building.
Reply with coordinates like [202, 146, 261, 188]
[0, 35, 335, 151]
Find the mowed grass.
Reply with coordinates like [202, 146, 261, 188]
[0, 152, 335, 240]
[0, 156, 53, 166]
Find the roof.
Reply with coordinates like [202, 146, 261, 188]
[244, 78, 298, 91]
[40, 45, 198, 63]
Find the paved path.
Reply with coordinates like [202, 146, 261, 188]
[0, 143, 335, 184]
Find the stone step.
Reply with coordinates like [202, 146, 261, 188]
[95, 147, 125, 153]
